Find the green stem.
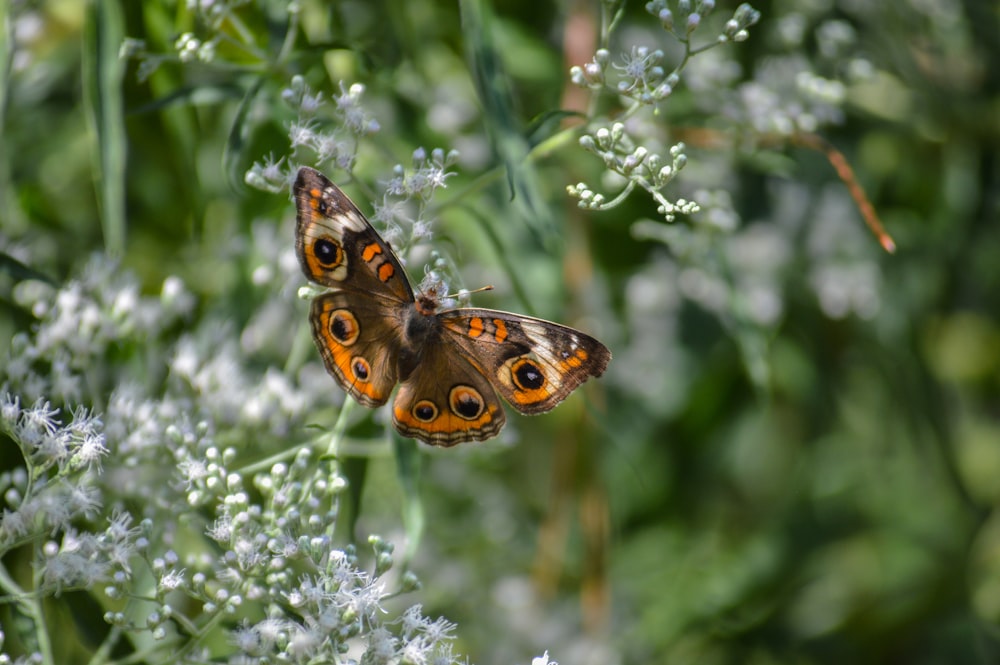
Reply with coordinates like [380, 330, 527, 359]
[106, 636, 184, 665]
[0, 562, 29, 607]
[14, 556, 55, 665]
[276, 1, 301, 65]
[322, 399, 355, 459]
[589, 180, 637, 210]
[0, 556, 53, 663]
[85, 624, 122, 665]
[150, 607, 227, 665]
[238, 442, 310, 476]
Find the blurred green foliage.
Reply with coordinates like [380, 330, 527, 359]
[2, 0, 1000, 663]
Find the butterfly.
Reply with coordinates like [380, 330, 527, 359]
[293, 166, 611, 446]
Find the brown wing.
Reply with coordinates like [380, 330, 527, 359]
[295, 167, 415, 407]
[294, 166, 413, 302]
[391, 348, 506, 447]
[309, 292, 405, 408]
[437, 309, 611, 415]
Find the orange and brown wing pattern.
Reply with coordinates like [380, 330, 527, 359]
[294, 167, 413, 303]
[391, 348, 506, 446]
[439, 310, 611, 415]
[309, 292, 404, 408]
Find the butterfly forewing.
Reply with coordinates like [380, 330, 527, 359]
[294, 167, 413, 302]
[438, 309, 611, 415]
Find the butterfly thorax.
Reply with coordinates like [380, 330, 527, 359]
[398, 294, 444, 382]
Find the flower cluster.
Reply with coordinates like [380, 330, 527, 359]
[569, 122, 699, 222]
[4, 256, 194, 406]
[568, 3, 760, 228]
[565, 1, 884, 399]
[120, 0, 258, 80]
[0, 358, 475, 665]
[246, 78, 384, 194]
[645, 0, 761, 43]
[0, 378, 471, 663]
[371, 147, 460, 263]
[570, 2, 760, 108]
[174, 32, 216, 63]
[726, 55, 847, 137]
[245, 75, 464, 297]
[0, 234, 506, 663]
[0, 398, 107, 551]
[572, 46, 678, 105]
[121, 0, 465, 303]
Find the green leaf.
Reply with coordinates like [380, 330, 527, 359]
[392, 434, 424, 570]
[223, 76, 266, 192]
[83, 0, 127, 257]
[525, 109, 586, 149]
[459, 0, 555, 243]
[0, 251, 56, 285]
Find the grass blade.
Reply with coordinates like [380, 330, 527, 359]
[83, 0, 127, 256]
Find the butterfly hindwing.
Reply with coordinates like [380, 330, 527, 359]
[392, 348, 506, 447]
[309, 292, 405, 407]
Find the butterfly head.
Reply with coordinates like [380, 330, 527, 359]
[414, 292, 441, 316]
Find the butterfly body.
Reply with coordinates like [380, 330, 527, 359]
[294, 166, 610, 446]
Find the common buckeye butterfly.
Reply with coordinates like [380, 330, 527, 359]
[294, 166, 611, 446]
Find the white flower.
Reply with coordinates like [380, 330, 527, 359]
[532, 651, 558, 665]
[159, 569, 186, 592]
[285, 625, 321, 659]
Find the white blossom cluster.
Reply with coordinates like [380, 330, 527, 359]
[0, 248, 553, 663]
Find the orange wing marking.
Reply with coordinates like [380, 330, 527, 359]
[362, 243, 382, 262]
[468, 317, 484, 338]
[377, 262, 395, 282]
[492, 318, 508, 343]
[558, 347, 588, 371]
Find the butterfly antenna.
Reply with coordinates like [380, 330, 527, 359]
[444, 285, 494, 299]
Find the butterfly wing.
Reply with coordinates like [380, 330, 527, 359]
[295, 167, 415, 407]
[310, 292, 403, 407]
[294, 166, 413, 302]
[391, 344, 506, 446]
[437, 309, 611, 415]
